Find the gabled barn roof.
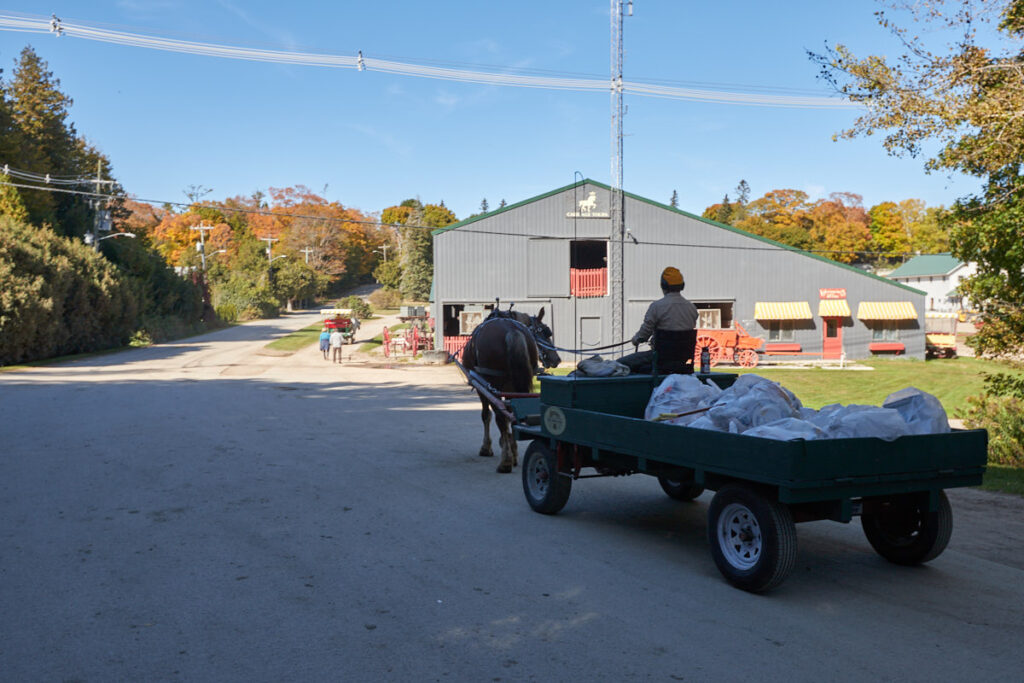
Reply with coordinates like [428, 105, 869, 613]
[434, 179, 924, 295]
[888, 253, 963, 279]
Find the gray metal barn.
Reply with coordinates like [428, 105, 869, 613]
[431, 180, 926, 363]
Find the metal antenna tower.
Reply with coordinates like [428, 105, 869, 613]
[609, 0, 630, 351]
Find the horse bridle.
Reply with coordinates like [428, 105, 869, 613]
[468, 314, 555, 376]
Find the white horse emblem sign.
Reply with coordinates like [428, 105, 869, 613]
[566, 191, 610, 218]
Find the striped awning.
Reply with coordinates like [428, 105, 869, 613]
[818, 299, 851, 317]
[857, 301, 918, 320]
[754, 301, 813, 320]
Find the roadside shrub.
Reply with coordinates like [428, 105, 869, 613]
[212, 276, 279, 320]
[337, 295, 372, 319]
[215, 303, 238, 323]
[130, 329, 153, 347]
[960, 393, 1024, 467]
[368, 287, 402, 310]
[0, 216, 138, 364]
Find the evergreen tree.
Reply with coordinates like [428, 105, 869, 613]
[669, 190, 679, 208]
[383, 198, 456, 301]
[735, 179, 751, 205]
[498, 199, 507, 209]
[714, 194, 732, 224]
[479, 198, 489, 213]
[5, 46, 113, 237]
[399, 203, 431, 301]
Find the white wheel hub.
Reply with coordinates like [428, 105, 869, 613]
[717, 502, 762, 570]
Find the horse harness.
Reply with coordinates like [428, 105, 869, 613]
[468, 313, 545, 383]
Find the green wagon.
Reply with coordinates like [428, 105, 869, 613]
[510, 373, 988, 593]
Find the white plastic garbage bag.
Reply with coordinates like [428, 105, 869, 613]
[644, 374, 721, 425]
[684, 411, 741, 432]
[813, 404, 912, 441]
[882, 387, 951, 435]
[743, 418, 829, 441]
[649, 374, 945, 442]
[706, 376, 803, 432]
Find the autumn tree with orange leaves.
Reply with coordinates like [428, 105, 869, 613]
[704, 184, 947, 265]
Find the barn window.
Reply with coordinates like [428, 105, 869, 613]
[570, 240, 607, 297]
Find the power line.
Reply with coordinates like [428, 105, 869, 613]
[0, 12, 860, 110]
[0, 178, 436, 231]
[1, 163, 102, 186]
[0, 178, 929, 259]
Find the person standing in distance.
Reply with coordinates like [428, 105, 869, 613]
[319, 326, 331, 360]
[620, 267, 699, 374]
[330, 326, 344, 363]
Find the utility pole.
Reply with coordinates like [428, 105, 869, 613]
[300, 247, 315, 264]
[87, 160, 115, 251]
[609, 0, 631, 352]
[376, 244, 389, 262]
[190, 223, 216, 270]
[259, 237, 279, 264]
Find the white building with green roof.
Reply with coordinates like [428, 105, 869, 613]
[887, 253, 975, 313]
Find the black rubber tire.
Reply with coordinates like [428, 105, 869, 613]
[707, 483, 798, 593]
[657, 474, 705, 501]
[861, 491, 952, 565]
[522, 440, 572, 515]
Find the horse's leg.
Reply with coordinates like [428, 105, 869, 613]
[478, 393, 494, 458]
[494, 411, 516, 473]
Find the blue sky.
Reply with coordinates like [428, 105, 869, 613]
[0, 1, 984, 220]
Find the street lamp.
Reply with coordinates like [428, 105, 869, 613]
[270, 254, 288, 263]
[259, 236, 280, 264]
[84, 232, 136, 246]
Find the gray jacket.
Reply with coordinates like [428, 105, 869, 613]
[631, 292, 699, 345]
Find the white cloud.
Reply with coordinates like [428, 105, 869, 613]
[434, 92, 460, 108]
[217, 0, 300, 50]
[346, 124, 411, 158]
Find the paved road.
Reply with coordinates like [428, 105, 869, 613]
[1, 315, 1022, 681]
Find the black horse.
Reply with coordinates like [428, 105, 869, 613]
[462, 308, 560, 473]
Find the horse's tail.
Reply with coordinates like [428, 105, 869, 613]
[505, 329, 534, 393]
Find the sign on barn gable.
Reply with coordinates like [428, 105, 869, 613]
[565, 190, 610, 218]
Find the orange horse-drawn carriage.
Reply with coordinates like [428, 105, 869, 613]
[692, 321, 764, 368]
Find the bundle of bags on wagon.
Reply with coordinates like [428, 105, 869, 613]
[644, 373, 950, 442]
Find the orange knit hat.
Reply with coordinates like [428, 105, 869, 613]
[661, 267, 684, 286]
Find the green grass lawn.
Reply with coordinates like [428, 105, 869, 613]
[979, 465, 1024, 496]
[265, 322, 324, 352]
[735, 357, 1023, 415]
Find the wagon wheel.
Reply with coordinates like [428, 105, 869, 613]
[658, 473, 704, 501]
[694, 335, 721, 367]
[707, 483, 797, 593]
[735, 349, 759, 368]
[861, 491, 952, 565]
[522, 440, 572, 515]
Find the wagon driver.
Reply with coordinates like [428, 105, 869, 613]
[619, 266, 698, 374]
